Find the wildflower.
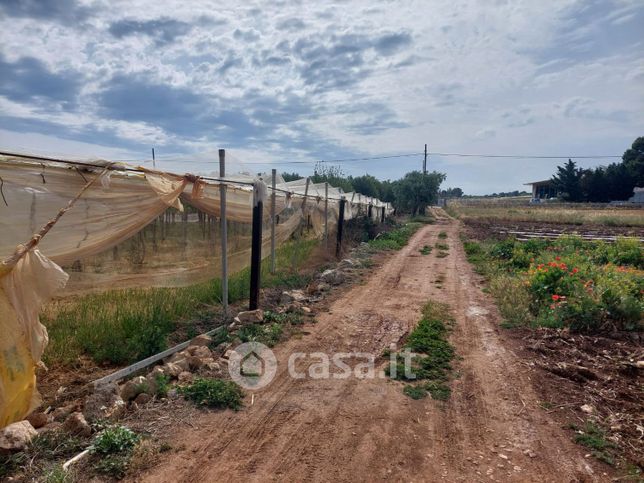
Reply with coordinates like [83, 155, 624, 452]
[555, 256, 561, 261]
[551, 294, 560, 301]
[572, 268, 579, 274]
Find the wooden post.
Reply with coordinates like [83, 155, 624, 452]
[423, 143, 427, 174]
[368, 203, 373, 219]
[219, 149, 228, 317]
[336, 196, 345, 258]
[324, 182, 329, 248]
[249, 182, 263, 310]
[381, 206, 385, 223]
[270, 168, 276, 274]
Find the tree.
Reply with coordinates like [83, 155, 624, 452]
[281, 172, 303, 182]
[349, 174, 381, 199]
[392, 171, 446, 215]
[311, 162, 354, 193]
[551, 159, 583, 201]
[621, 136, 644, 187]
[440, 187, 463, 198]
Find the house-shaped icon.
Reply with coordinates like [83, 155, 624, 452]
[241, 350, 265, 378]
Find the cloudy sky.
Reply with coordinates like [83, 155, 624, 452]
[0, 0, 642, 194]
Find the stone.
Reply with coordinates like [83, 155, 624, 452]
[339, 258, 355, 269]
[237, 309, 264, 324]
[120, 376, 149, 401]
[280, 289, 307, 304]
[51, 404, 76, 422]
[189, 334, 213, 347]
[205, 361, 221, 373]
[580, 404, 594, 414]
[173, 358, 190, 372]
[187, 356, 204, 370]
[85, 382, 125, 422]
[178, 371, 194, 383]
[301, 306, 312, 314]
[315, 282, 331, 293]
[62, 412, 91, 437]
[320, 269, 345, 286]
[134, 393, 152, 405]
[163, 362, 183, 379]
[26, 412, 49, 429]
[191, 346, 212, 360]
[635, 360, 644, 369]
[0, 421, 37, 452]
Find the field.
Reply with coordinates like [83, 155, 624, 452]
[446, 199, 644, 227]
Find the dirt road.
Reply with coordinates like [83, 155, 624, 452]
[139, 213, 601, 482]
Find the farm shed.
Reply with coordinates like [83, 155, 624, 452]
[628, 186, 644, 203]
[525, 179, 557, 199]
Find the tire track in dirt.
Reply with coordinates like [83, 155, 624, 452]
[138, 214, 603, 482]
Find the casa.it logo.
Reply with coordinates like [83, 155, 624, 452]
[228, 342, 278, 390]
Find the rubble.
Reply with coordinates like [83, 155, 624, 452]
[0, 421, 37, 452]
[26, 412, 49, 429]
[120, 376, 150, 401]
[62, 412, 91, 437]
[237, 309, 264, 324]
[84, 382, 125, 422]
[189, 334, 213, 347]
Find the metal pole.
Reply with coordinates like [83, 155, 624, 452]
[302, 177, 310, 232]
[270, 169, 276, 273]
[219, 149, 228, 317]
[324, 182, 329, 248]
[249, 182, 263, 310]
[336, 197, 345, 258]
[152, 148, 156, 169]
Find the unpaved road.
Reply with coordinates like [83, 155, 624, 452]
[139, 213, 602, 482]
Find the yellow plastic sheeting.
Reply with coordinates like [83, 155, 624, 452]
[0, 250, 68, 427]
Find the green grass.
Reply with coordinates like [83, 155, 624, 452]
[571, 422, 616, 466]
[419, 245, 432, 255]
[179, 378, 244, 410]
[236, 323, 283, 347]
[43, 238, 318, 367]
[435, 242, 449, 250]
[438, 231, 448, 239]
[368, 222, 423, 251]
[388, 301, 455, 401]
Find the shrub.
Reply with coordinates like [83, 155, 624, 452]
[179, 378, 244, 410]
[91, 426, 140, 456]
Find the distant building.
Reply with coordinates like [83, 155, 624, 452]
[628, 187, 644, 203]
[525, 179, 557, 200]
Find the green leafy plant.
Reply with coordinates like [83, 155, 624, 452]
[419, 245, 432, 255]
[91, 426, 140, 456]
[179, 378, 244, 410]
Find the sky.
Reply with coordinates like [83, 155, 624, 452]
[0, 0, 642, 194]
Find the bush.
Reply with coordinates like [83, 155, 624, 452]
[91, 426, 140, 456]
[179, 378, 244, 410]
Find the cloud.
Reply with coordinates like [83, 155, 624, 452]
[97, 75, 209, 136]
[276, 18, 306, 31]
[109, 18, 193, 45]
[374, 32, 412, 56]
[0, 55, 80, 107]
[0, 0, 94, 24]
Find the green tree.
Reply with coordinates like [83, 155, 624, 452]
[281, 172, 303, 182]
[622, 136, 644, 187]
[311, 162, 354, 193]
[393, 171, 446, 215]
[349, 174, 381, 198]
[552, 159, 583, 201]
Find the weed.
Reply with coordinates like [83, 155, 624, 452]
[572, 422, 616, 466]
[438, 231, 448, 239]
[436, 251, 449, 258]
[264, 310, 304, 325]
[368, 222, 423, 251]
[435, 242, 449, 250]
[237, 323, 283, 347]
[43, 465, 74, 483]
[91, 426, 140, 456]
[155, 373, 170, 398]
[179, 378, 244, 410]
[419, 245, 432, 255]
[389, 301, 456, 401]
[403, 385, 427, 399]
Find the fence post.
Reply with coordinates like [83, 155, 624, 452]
[219, 149, 228, 318]
[324, 182, 329, 248]
[270, 169, 276, 273]
[249, 182, 263, 310]
[368, 203, 373, 219]
[336, 196, 346, 258]
[381, 206, 385, 223]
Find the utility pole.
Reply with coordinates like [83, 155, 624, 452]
[219, 149, 228, 318]
[152, 148, 156, 169]
[423, 143, 427, 174]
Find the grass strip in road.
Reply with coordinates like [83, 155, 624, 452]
[387, 301, 456, 401]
